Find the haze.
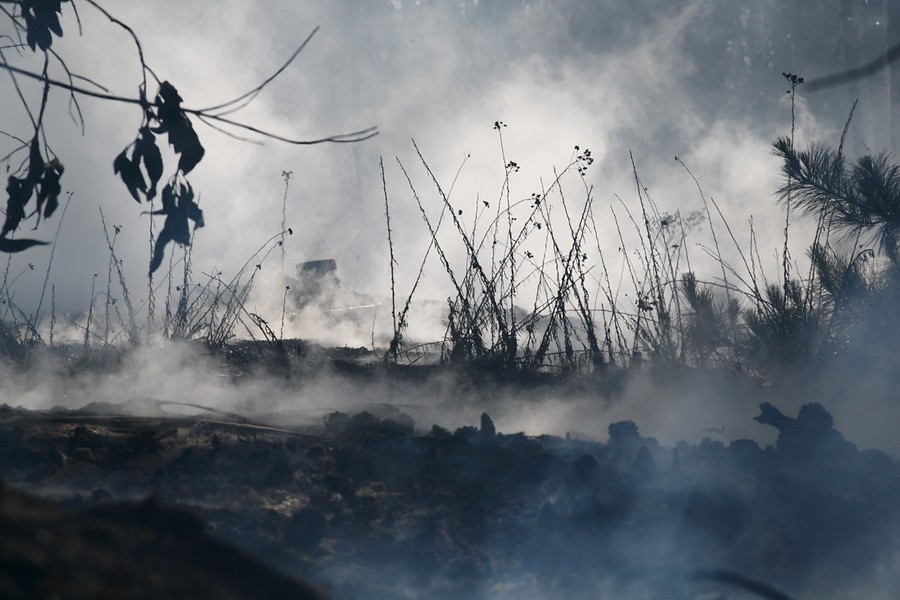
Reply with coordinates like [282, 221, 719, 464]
[1, 1, 888, 312]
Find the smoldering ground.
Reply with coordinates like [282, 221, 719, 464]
[4, 318, 899, 456]
[1, 341, 900, 599]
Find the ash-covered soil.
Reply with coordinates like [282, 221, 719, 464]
[0, 391, 898, 599]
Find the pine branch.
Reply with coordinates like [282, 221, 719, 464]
[774, 137, 900, 259]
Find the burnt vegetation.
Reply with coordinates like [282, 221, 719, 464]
[372, 122, 900, 390]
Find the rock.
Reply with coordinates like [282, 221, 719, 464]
[480, 412, 496, 437]
[755, 402, 857, 462]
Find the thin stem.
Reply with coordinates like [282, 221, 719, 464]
[280, 170, 292, 273]
[381, 157, 398, 363]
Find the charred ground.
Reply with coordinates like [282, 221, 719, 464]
[0, 352, 897, 599]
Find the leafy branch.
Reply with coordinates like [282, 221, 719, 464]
[0, 0, 377, 273]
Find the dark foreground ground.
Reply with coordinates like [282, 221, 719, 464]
[0, 387, 898, 599]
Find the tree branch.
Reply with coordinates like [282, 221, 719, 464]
[198, 26, 320, 115]
[0, 57, 378, 145]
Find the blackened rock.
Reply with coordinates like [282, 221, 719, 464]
[754, 402, 794, 432]
[755, 402, 857, 462]
[480, 412, 496, 437]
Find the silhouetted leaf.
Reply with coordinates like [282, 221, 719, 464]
[156, 81, 184, 111]
[175, 126, 205, 174]
[112, 149, 128, 173]
[138, 127, 163, 199]
[170, 211, 191, 246]
[174, 180, 203, 227]
[24, 15, 50, 51]
[3, 176, 33, 237]
[21, 0, 65, 51]
[158, 181, 176, 214]
[44, 8, 62, 36]
[150, 213, 189, 274]
[113, 147, 146, 203]
[148, 178, 203, 275]
[187, 198, 204, 229]
[153, 81, 205, 174]
[36, 158, 64, 219]
[0, 237, 49, 253]
[26, 137, 44, 185]
[149, 226, 173, 276]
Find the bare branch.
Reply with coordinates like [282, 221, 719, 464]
[199, 26, 320, 115]
[198, 113, 378, 145]
[806, 42, 900, 92]
[195, 114, 263, 145]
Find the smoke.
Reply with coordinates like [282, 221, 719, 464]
[2, 332, 896, 460]
[0, 0, 874, 317]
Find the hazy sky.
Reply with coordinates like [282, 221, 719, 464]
[0, 1, 892, 319]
